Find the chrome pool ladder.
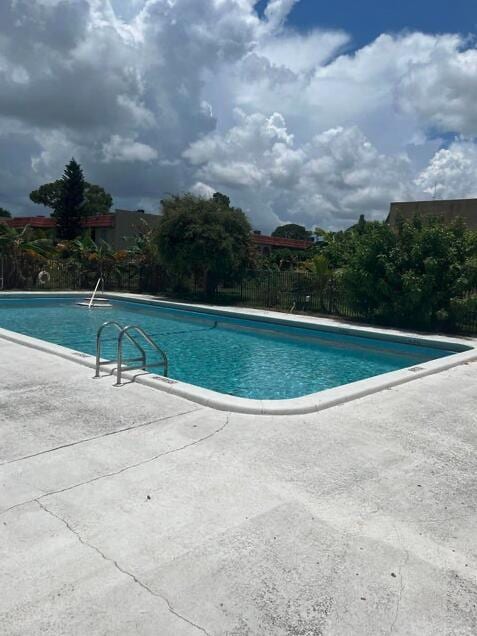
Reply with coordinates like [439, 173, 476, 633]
[95, 321, 168, 385]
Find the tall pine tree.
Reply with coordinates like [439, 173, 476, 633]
[54, 159, 85, 240]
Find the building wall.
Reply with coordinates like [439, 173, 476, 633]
[387, 199, 477, 230]
[89, 210, 161, 249]
[111, 210, 160, 249]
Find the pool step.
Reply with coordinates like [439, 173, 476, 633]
[77, 297, 113, 307]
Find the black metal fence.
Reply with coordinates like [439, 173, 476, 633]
[214, 271, 366, 320]
[448, 292, 477, 335]
[210, 271, 477, 336]
[0, 257, 161, 294]
[1, 258, 477, 335]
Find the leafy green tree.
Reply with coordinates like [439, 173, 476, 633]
[0, 207, 11, 218]
[338, 216, 477, 328]
[30, 175, 112, 217]
[30, 158, 102, 240]
[29, 181, 62, 209]
[271, 223, 312, 241]
[313, 227, 330, 241]
[156, 193, 253, 296]
[320, 217, 381, 269]
[337, 221, 396, 317]
[300, 253, 332, 277]
[81, 184, 113, 216]
[54, 159, 85, 240]
[212, 192, 231, 208]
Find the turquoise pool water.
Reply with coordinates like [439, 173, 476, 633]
[0, 296, 458, 400]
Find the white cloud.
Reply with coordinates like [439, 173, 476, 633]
[190, 181, 216, 198]
[102, 135, 158, 162]
[184, 112, 415, 229]
[0, 0, 476, 229]
[262, 0, 299, 33]
[397, 37, 477, 136]
[416, 140, 477, 199]
[259, 30, 350, 73]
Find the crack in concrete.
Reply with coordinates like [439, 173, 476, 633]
[389, 525, 410, 635]
[0, 414, 231, 518]
[0, 406, 203, 467]
[35, 499, 211, 636]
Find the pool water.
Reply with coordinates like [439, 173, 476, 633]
[0, 297, 458, 400]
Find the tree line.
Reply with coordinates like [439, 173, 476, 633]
[1, 159, 477, 332]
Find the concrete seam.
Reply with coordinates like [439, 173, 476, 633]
[0, 414, 231, 518]
[0, 406, 203, 467]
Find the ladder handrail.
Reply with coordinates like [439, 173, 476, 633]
[116, 325, 168, 385]
[95, 321, 146, 377]
[88, 276, 104, 309]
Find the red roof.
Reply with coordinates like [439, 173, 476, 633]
[252, 234, 313, 250]
[2, 215, 114, 229]
[2, 217, 312, 251]
[3, 216, 56, 228]
[81, 215, 114, 228]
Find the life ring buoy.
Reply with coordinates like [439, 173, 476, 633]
[38, 270, 51, 285]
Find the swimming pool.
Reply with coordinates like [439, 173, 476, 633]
[0, 294, 469, 409]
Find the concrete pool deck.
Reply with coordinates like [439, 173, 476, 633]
[1, 337, 476, 634]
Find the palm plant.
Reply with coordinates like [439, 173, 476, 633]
[69, 236, 104, 273]
[0, 224, 53, 288]
[299, 254, 335, 311]
[125, 220, 159, 265]
[64, 235, 123, 288]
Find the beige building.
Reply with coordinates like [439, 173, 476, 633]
[4, 209, 161, 249]
[90, 209, 161, 248]
[387, 199, 477, 230]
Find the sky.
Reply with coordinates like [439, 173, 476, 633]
[0, 0, 477, 231]
[258, 0, 476, 50]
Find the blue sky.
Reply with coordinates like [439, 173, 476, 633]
[257, 0, 476, 49]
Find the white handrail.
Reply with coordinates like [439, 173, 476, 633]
[88, 277, 103, 309]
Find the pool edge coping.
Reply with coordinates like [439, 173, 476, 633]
[1, 291, 476, 415]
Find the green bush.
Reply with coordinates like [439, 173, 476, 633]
[324, 216, 477, 329]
